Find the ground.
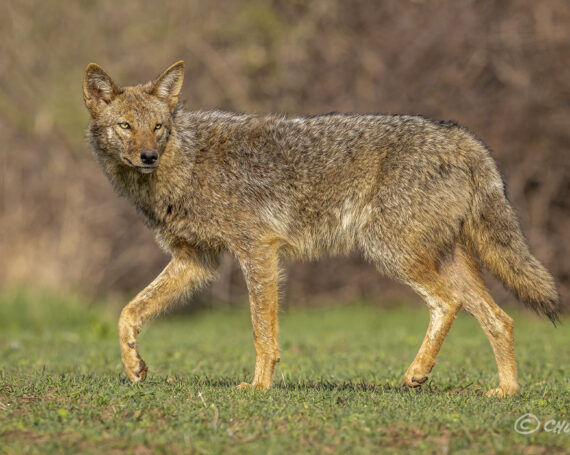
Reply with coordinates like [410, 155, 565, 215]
[0, 290, 568, 454]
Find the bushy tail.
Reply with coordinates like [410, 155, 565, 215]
[463, 188, 561, 324]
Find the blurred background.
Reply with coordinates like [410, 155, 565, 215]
[0, 0, 568, 310]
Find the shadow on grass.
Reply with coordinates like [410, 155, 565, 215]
[275, 380, 481, 395]
[137, 374, 482, 395]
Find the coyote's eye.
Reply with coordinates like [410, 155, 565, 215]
[118, 122, 131, 129]
[155, 123, 162, 131]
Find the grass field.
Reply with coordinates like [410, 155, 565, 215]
[0, 290, 568, 454]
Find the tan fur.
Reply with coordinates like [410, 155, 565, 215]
[83, 61, 560, 395]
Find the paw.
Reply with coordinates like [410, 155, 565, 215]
[486, 384, 519, 398]
[122, 351, 148, 383]
[236, 381, 270, 391]
[402, 374, 429, 389]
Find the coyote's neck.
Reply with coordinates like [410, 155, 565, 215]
[97, 136, 193, 230]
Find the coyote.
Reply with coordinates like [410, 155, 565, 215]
[83, 61, 559, 397]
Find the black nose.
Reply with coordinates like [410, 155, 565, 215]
[140, 150, 158, 165]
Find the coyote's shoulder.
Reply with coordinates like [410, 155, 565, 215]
[83, 61, 559, 397]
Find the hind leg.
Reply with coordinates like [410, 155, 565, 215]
[401, 246, 519, 396]
[403, 248, 518, 396]
[458, 256, 519, 397]
[402, 289, 462, 389]
[401, 257, 464, 389]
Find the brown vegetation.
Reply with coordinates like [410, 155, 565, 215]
[0, 1, 568, 308]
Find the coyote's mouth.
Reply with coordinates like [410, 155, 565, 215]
[137, 166, 156, 174]
[122, 156, 157, 174]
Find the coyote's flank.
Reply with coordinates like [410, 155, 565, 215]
[83, 61, 560, 397]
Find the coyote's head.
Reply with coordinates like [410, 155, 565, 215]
[83, 61, 184, 174]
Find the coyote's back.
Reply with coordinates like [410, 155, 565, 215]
[83, 61, 560, 397]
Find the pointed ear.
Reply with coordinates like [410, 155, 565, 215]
[83, 63, 121, 118]
[149, 61, 185, 111]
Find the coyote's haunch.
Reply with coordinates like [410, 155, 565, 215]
[83, 61, 560, 397]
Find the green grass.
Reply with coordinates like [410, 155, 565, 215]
[0, 290, 568, 454]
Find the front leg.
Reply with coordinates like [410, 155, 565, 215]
[118, 252, 216, 383]
[237, 244, 280, 390]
